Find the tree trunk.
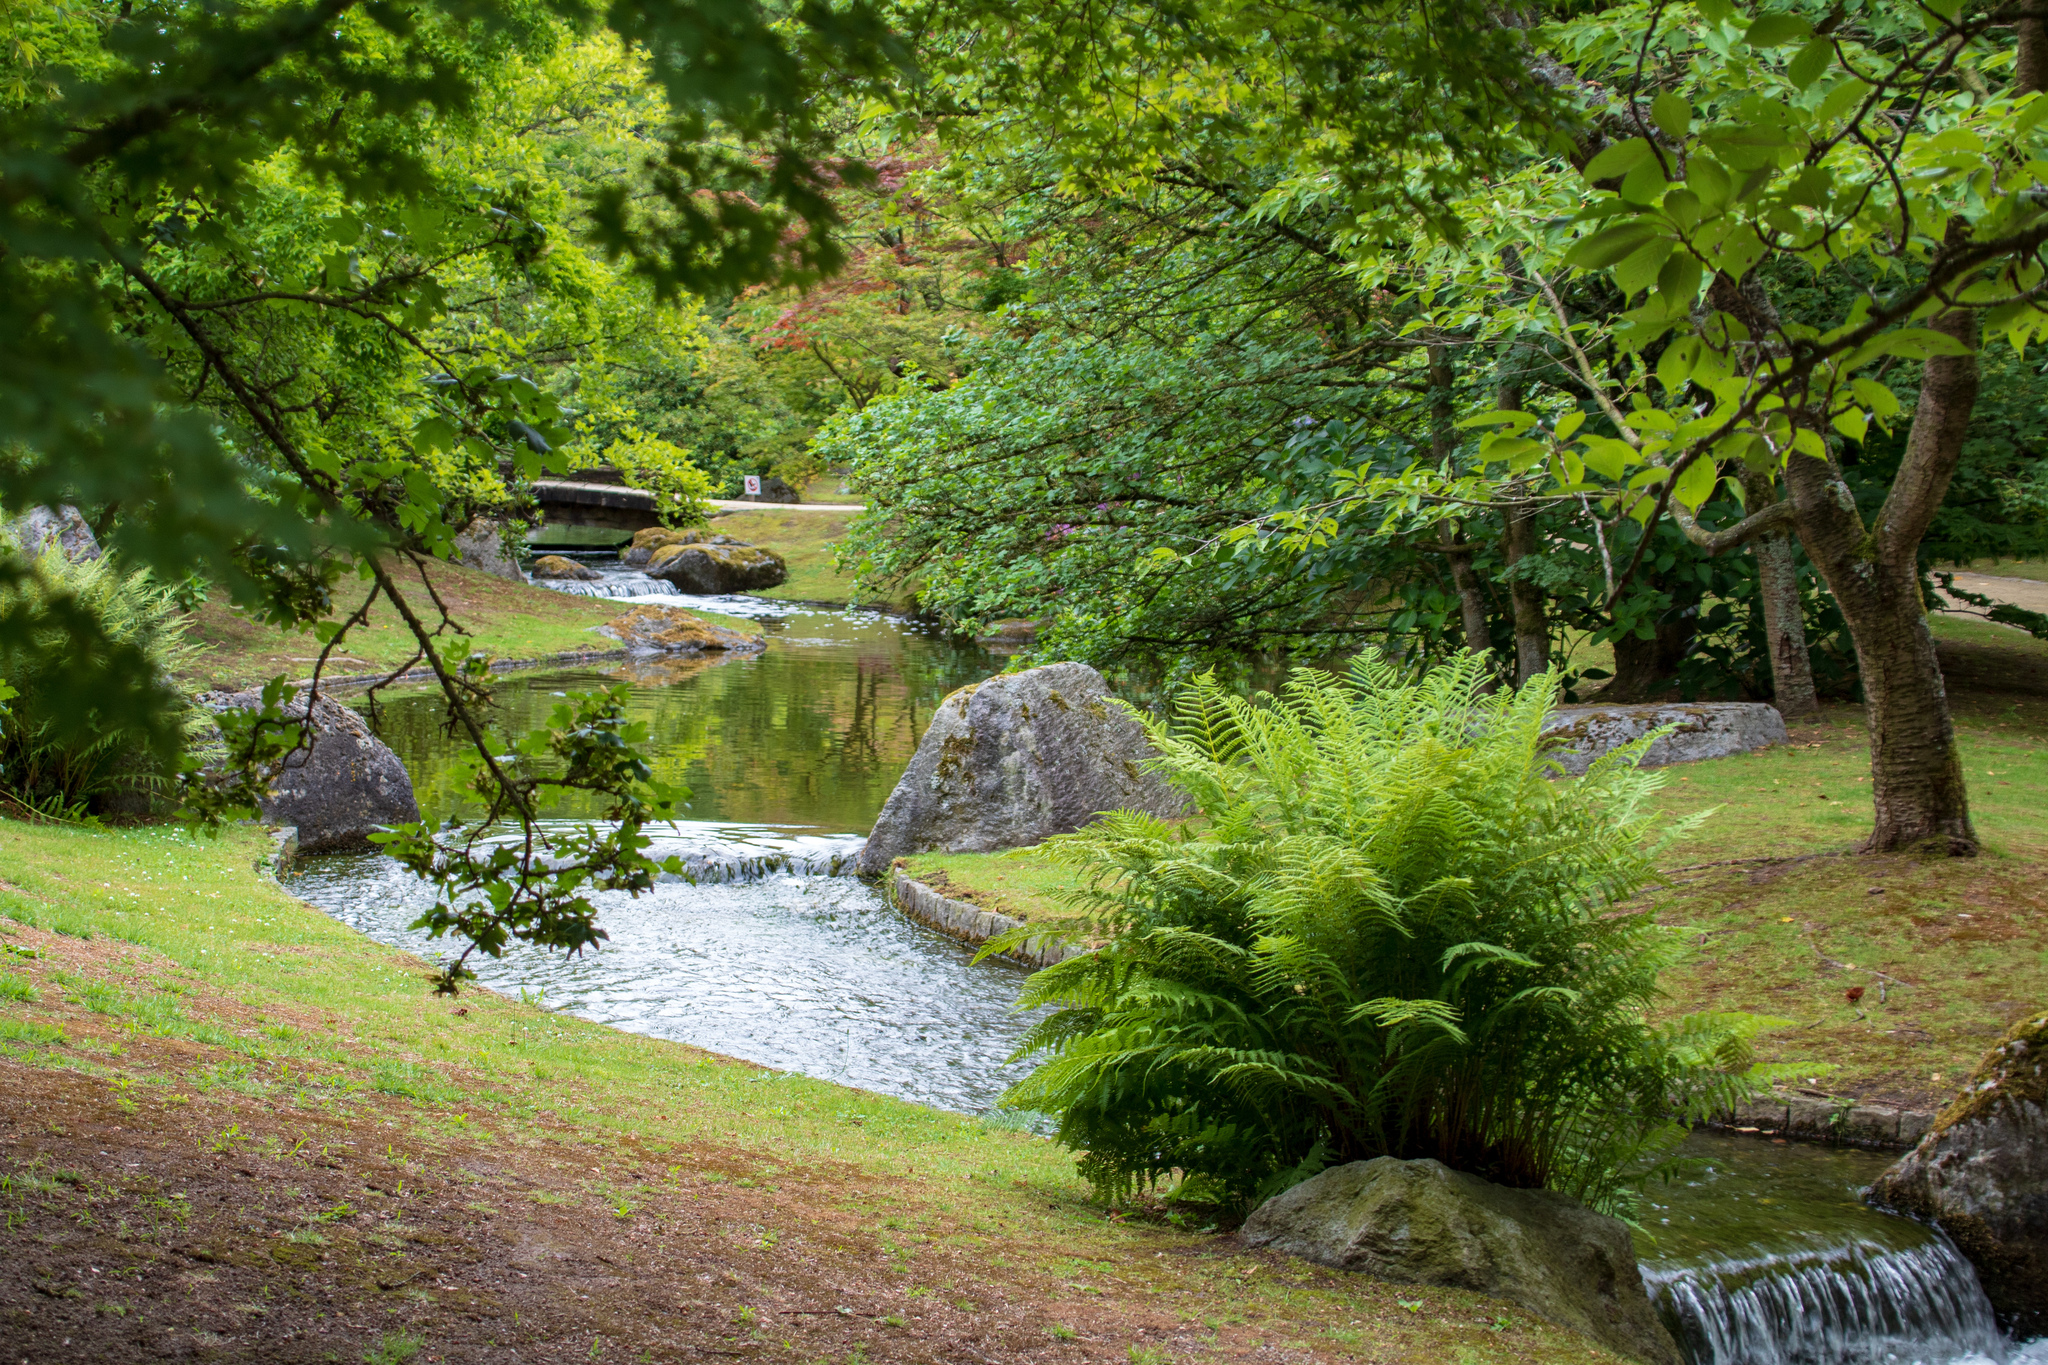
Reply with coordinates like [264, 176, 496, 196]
[1740, 469, 1819, 717]
[1502, 484, 1549, 686]
[1442, 523, 1492, 660]
[1601, 612, 1694, 702]
[1427, 342, 1495, 676]
[1492, 367, 1550, 686]
[1780, 309, 1980, 854]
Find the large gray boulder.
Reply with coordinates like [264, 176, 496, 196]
[646, 542, 787, 594]
[1542, 702, 1788, 776]
[854, 662, 1182, 877]
[453, 519, 526, 582]
[205, 691, 421, 855]
[1243, 1158, 1681, 1365]
[1868, 1009, 2048, 1336]
[9, 504, 102, 562]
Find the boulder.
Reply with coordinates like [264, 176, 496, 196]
[854, 662, 1183, 877]
[530, 554, 601, 581]
[598, 605, 766, 655]
[646, 542, 787, 594]
[1542, 702, 1788, 776]
[1868, 1009, 2048, 1336]
[10, 504, 102, 562]
[452, 519, 525, 582]
[621, 526, 705, 567]
[204, 691, 421, 855]
[1243, 1158, 1681, 1365]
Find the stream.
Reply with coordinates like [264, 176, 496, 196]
[284, 554, 2045, 1365]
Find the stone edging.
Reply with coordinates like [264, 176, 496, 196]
[1700, 1093, 1936, 1151]
[890, 871, 1080, 970]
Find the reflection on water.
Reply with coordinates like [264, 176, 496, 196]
[287, 824, 1041, 1114]
[363, 605, 989, 831]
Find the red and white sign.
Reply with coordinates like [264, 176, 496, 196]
[742, 475, 762, 496]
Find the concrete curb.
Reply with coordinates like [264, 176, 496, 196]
[890, 871, 1082, 970]
[1701, 1093, 1936, 1151]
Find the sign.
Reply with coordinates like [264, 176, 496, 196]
[742, 475, 761, 497]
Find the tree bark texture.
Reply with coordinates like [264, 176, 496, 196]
[1740, 469, 1819, 717]
[1602, 612, 1695, 702]
[1780, 309, 1980, 854]
[1503, 488, 1550, 686]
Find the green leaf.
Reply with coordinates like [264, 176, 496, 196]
[1686, 157, 1734, 212]
[1744, 12, 1813, 47]
[1651, 92, 1692, 140]
[1656, 252, 1703, 311]
[1674, 457, 1717, 509]
[1831, 407, 1869, 442]
[1817, 79, 1872, 125]
[1580, 437, 1637, 480]
[1615, 238, 1676, 296]
[1584, 138, 1655, 182]
[1866, 328, 1973, 361]
[2018, 92, 2048, 135]
[1456, 409, 1537, 430]
[1620, 157, 1670, 206]
[1657, 336, 1703, 393]
[1786, 37, 1834, 89]
[1565, 220, 1662, 269]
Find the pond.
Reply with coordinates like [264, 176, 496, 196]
[282, 565, 2043, 1365]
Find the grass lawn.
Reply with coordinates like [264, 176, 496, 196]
[902, 693, 2048, 1115]
[711, 509, 921, 612]
[1934, 556, 2048, 583]
[181, 557, 758, 692]
[0, 818, 1607, 1365]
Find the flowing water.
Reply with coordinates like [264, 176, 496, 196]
[1635, 1133, 2040, 1365]
[286, 558, 2043, 1365]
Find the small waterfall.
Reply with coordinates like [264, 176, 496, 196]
[661, 846, 862, 883]
[1645, 1235, 2009, 1365]
[536, 572, 678, 598]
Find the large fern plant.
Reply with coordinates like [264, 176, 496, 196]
[995, 653, 1787, 1215]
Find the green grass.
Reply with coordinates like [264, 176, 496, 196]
[0, 816, 1608, 1363]
[1935, 556, 2048, 583]
[898, 848, 1070, 922]
[183, 554, 762, 692]
[710, 508, 875, 606]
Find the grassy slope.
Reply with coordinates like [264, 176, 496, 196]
[0, 819, 1606, 1365]
[905, 698, 2048, 1113]
[181, 557, 758, 692]
[711, 508, 923, 612]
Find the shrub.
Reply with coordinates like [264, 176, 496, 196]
[0, 547, 203, 814]
[998, 654, 1785, 1214]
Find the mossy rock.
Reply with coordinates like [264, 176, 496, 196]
[1869, 1008, 2048, 1335]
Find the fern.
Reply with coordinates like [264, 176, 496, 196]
[0, 548, 203, 812]
[991, 653, 1786, 1215]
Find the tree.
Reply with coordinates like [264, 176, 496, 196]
[1, 0, 903, 976]
[849, 0, 2048, 855]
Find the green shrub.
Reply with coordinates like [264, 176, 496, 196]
[0, 548, 203, 814]
[998, 654, 1786, 1214]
